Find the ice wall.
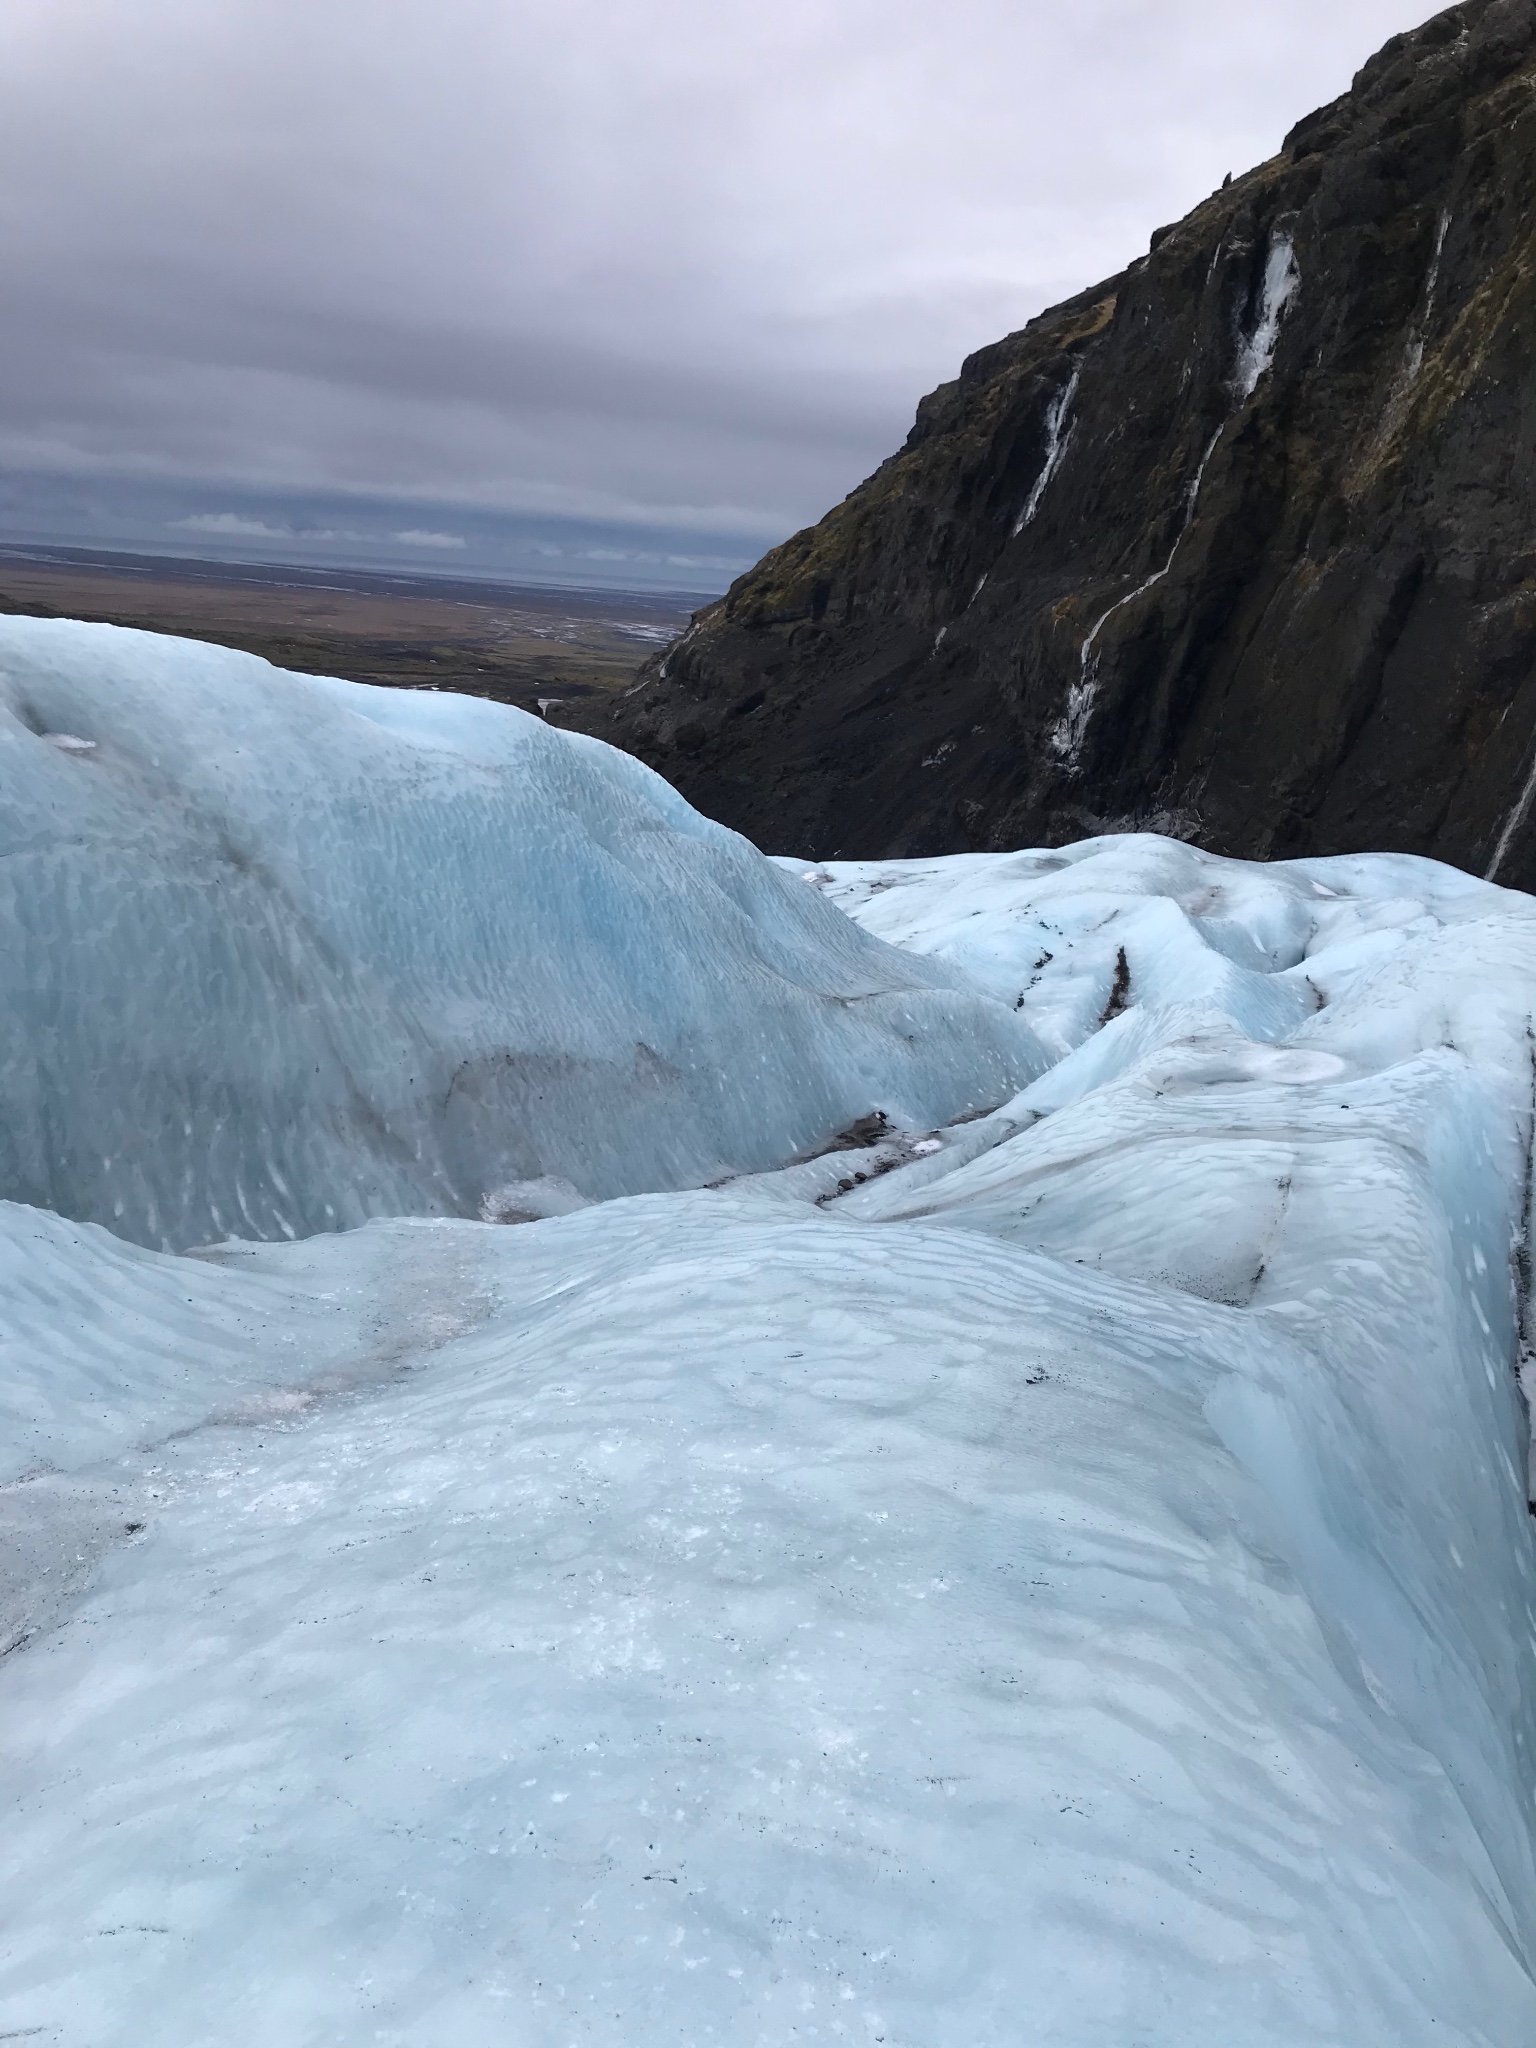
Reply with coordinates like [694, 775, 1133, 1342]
[0, 619, 1039, 1249]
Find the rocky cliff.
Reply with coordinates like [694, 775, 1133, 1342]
[582, 0, 1536, 886]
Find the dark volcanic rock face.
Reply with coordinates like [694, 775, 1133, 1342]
[584, 0, 1536, 886]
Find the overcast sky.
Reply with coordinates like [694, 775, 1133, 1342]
[0, 0, 1432, 591]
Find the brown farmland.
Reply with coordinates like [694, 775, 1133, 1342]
[0, 548, 700, 719]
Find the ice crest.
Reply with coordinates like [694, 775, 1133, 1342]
[0, 618, 1040, 1249]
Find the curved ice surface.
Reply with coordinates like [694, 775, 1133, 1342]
[5, 1168, 1535, 2046]
[0, 619, 1040, 1249]
[5, 690, 1536, 2041]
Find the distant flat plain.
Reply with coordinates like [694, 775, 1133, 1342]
[0, 546, 702, 714]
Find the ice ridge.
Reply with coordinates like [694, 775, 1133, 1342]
[0, 618, 1040, 1249]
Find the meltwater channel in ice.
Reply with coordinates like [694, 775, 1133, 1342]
[2, 619, 1536, 2045]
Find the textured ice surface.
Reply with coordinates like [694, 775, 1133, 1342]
[4, 760, 1536, 2039]
[0, 618, 1038, 1249]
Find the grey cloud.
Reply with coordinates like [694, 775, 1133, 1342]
[173, 513, 292, 540]
[0, 0, 1434, 581]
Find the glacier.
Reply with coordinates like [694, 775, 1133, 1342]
[2, 621, 1536, 2043]
[0, 619, 1036, 1250]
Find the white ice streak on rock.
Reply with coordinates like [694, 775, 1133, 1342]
[1487, 724, 1536, 880]
[0, 618, 1041, 1250]
[1234, 226, 1300, 400]
[1051, 429, 1223, 763]
[1053, 227, 1298, 766]
[1013, 366, 1080, 535]
[1368, 209, 1453, 470]
[1403, 206, 1452, 385]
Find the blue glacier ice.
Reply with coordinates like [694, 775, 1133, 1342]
[3, 623, 1536, 2044]
[0, 619, 1038, 1250]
